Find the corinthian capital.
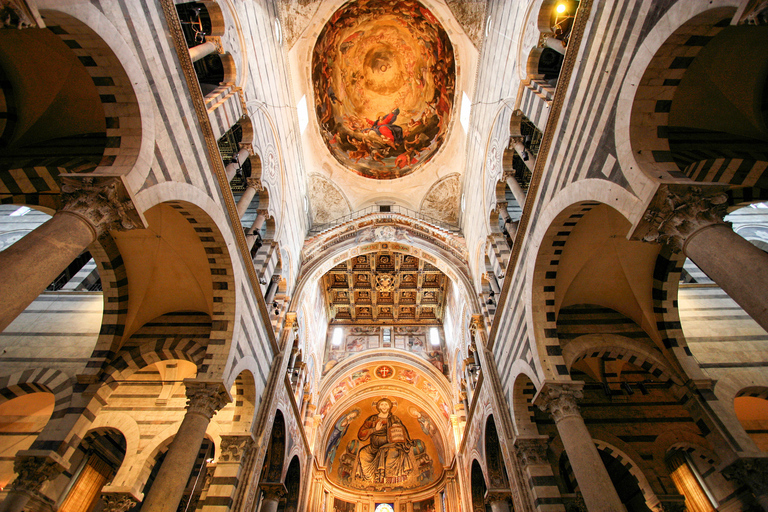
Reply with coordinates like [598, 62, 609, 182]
[218, 434, 255, 463]
[10, 455, 64, 494]
[514, 436, 549, 466]
[100, 493, 138, 512]
[184, 380, 231, 420]
[533, 381, 584, 422]
[60, 177, 139, 239]
[245, 178, 263, 191]
[722, 457, 768, 497]
[260, 482, 287, 501]
[639, 184, 729, 252]
[0, 0, 43, 28]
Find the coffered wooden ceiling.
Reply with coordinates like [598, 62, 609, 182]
[323, 251, 447, 324]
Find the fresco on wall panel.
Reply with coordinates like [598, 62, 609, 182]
[413, 497, 436, 511]
[312, 0, 456, 179]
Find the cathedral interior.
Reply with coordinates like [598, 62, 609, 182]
[1, 0, 768, 511]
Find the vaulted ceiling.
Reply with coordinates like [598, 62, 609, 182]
[322, 251, 447, 324]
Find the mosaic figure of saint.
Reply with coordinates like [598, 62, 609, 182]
[326, 408, 361, 470]
[356, 398, 413, 484]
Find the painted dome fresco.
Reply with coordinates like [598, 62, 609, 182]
[312, 0, 456, 180]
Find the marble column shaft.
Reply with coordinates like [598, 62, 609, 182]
[140, 382, 229, 512]
[226, 148, 251, 182]
[535, 383, 626, 512]
[685, 223, 768, 332]
[0, 211, 94, 333]
[189, 41, 217, 62]
[0, 179, 134, 333]
[505, 174, 527, 208]
[237, 179, 261, 219]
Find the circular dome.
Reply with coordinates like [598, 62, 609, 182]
[312, 0, 456, 180]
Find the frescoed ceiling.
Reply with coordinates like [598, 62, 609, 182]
[312, 0, 456, 179]
[321, 251, 448, 324]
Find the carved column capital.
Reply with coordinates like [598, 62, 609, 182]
[60, 177, 139, 239]
[206, 35, 223, 54]
[10, 455, 64, 495]
[639, 184, 729, 252]
[100, 492, 139, 512]
[245, 178, 263, 191]
[184, 380, 231, 420]
[533, 381, 584, 422]
[651, 495, 686, 512]
[0, 0, 43, 28]
[485, 488, 513, 504]
[238, 142, 255, 155]
[514, 436, 550, 466]
[259, 482, 287, 501]
[218, 434, 255, 463]
[722, 457, 768, 497]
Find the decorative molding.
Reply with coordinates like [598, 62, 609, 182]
[638, 184, 730, 252]
[485, 488, 513, 504]
[259, 481, 287, 501]
[245, 178, 263, 191]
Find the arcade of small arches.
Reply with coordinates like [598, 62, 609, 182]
[0, 1, 767, 512]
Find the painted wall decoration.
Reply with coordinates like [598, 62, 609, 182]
[312, 0, 456, 179]
[333, 498, 356, 512]
[319, 362, 452, 423]
[323, 325, 446, 376]
[413, 497, 436, 511]
[326, 397, 443, 491]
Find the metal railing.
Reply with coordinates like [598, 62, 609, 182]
[309, 205, 460, 235]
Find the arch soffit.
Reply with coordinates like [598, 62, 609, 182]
[523, 181, 643, 381]
[592, 437, 658, 508]
[296, 217, 476, 314]
[0, 367, 72, 407]
[615, 1, 740, 195]
[562, 333, 684, 386]
[35, 2, 155, 192]
[88, 412, 141, 487]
